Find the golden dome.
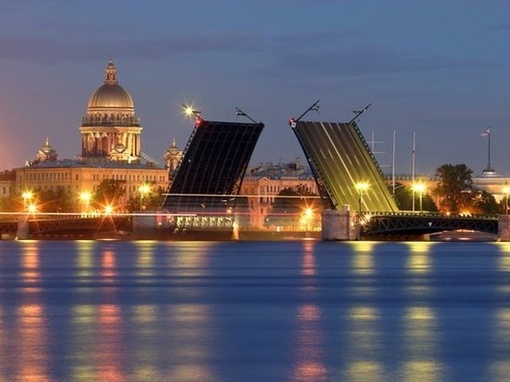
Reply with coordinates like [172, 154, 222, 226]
[87, 61, 134, 112]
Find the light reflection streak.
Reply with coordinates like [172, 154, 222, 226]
[17, 304, 49, 380]
[488, 308, 510, 379]
[405, 242, 433, 274]
[165, 242, 212, 276]
[291, 304, 327, 381]
[497, 243, 510, 272]
[292, 242, 327, 380]
[71, 305, 97, 379]
[76, 241, 94, 281]
[97, 304, 124, 381]
[101, 248, 116, 283]
[164, 304, 215, 380]
[134, 241, 155, 278]
[21, 243, 41, 290]
[402, 307, 444, 381]
[343, 306, 382, 381]
[351, 241, 375, 275]
[301, 240, 316, 277]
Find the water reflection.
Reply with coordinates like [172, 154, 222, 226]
[293, 241, 327, 380]
[17, 303, 49, 381]
[351, 241, 375, 275]
[488, 308, 510, 380]
[21, 242, 41, 289]
[405, 241, 433, 274]
[401, 307, 444, 381]
[76, 241, 95, 281]
[134, 241, 155, 278]
[292, 304, 326, 381]
[343, 306, 383, 381]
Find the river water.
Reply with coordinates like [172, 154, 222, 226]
[0, 239, 509, 381]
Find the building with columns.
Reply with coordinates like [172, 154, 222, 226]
[80, 61, 142, 163]
[12, 61, 172, 212]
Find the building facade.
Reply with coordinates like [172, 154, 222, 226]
[12, 61, 171, 213]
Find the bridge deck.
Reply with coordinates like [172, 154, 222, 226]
[291, 121, 398, 212]
[362, 213, 498, 236]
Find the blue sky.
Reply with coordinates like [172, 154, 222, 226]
[0, 0, 509, 176]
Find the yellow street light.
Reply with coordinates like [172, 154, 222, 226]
[27, 203, 37, 214]
[139, 184, 151, 211]
[355, 182, 369, 213]
[182, 104, 201, 117]
[412, 182, 427, 212]
[22, 190, 34, 212]
[355, 182, 369, 241]
[104, 204, 113, 216]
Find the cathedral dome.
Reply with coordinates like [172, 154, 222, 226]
[86, 61, 134, 112]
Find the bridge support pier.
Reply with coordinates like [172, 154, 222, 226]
[16, 215, 30, 240]
[321, 206, 356, 241]
[498, 215, 510, 241]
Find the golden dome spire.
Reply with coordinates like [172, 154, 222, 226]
[105, 60, 117, 84]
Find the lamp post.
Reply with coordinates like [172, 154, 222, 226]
[355, 182, 369, 240]
[22, 191, 33, 212]
[79, 191, 91, 216]
[412, 182, 426, 212]
[139, 184, 150, 211]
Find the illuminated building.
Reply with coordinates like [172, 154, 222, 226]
[13, 61, 172, 211]
[240, 161, 319, 229]
[80, 61, 142, 163]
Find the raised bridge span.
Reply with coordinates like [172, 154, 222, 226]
[289, 103, 500, 239]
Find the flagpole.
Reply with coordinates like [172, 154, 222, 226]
[482, 127, 492, 172]
[487, 128, 491, 171]
[412, 132, 416, 211]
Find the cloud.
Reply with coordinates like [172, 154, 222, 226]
[488, 22, 510, 31]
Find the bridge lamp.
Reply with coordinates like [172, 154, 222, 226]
[22, 190, 33, 210]
[503, 185, 510, 215]
[104, 204, 113, 216]
[301, 207, 314, 231]
[79, 191, 92, 214]
[412, 182, 426, 212]
[355, 182, 369, 213]
[139, 184, 151, 211]
[27, 203, 37, 214]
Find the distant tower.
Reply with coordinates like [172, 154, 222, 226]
[164, 138, 183, 178]
[35, 137, 58, 163]
[79, 61, 143, 163]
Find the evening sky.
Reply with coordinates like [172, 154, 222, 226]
[0, 0, 509, 176]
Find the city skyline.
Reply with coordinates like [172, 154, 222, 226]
[1, 1, 510, 175]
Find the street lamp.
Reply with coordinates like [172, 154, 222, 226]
[22, 191, 33, 212]
[355, 182, 369, 240]
[79, 191, 92, 216]
[139, 184, 151, 211]
[503, 185, 510, 215]
[301, 207, 313, 232]
[355, 182, 369, 214]
[412, 182, 426, 212]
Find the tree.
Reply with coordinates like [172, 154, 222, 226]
[93, 179, 126, 210]
[390, 182, 438, 212]
[267, 185, 318, 227]
[472, 190, 500, 215]
[433, 164, 473, 214]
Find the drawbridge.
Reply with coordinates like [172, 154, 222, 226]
[289, 102, 398, 213]
[161, 112, 264, 234]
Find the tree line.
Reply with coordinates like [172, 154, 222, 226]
[1, 163, 506, 216]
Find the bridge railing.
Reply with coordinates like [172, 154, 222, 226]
[361, 211, 499, 220]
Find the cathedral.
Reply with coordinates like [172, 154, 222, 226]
[12, 61, 182, 212]
[80, 61, 142, 163]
